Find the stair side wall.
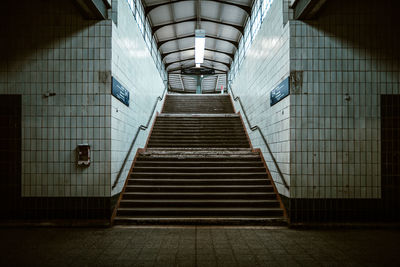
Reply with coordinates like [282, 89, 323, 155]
[110, 0, 165, 196]
[230, 0, 292, 197]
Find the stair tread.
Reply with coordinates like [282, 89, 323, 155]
[144, 148, 253, 150]
[129, 178, 269, 181]
[158, 114, 239, 117]
[148, 136, 246, 138]
[131, 172, 267, 175]
[148, 140, 248, 142]
[137, 159, 261, 161]
[113, 216, 287, 226]
[149, 131, 245, 133]
[127, 179, 269, 184]
[120, 199, 279, 203]
[126, 185, 272, 188]
[135, 161, 262, 164]
[114, 216, 286, 221]
[122, 192, 276, 196]
[117, 207, 282, 211]
[152, 127, 243, 129]
[133, 167, 265, 170]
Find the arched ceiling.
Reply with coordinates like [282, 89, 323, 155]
[142, 0, 254, 74]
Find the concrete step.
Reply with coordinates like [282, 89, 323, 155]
[151, 130, 245, 134]
[146, 144, 249, 147]
[149, 131, 246, 135]
[146, 144, 250, 148]
[124, 184, 274, 192]
[132, 166, 266, 172]
[128, 178, 271, 186]
[152, 129, 244, 132]
[162, 110, 234, 114]
[130, 172, 268, 178]
[113, 216, 287, 226]
[156, 119, 240, 122]
[137, 152, 260, 160]
[134, 161, 264, 167]
[155, 118, 241, 121]
[147, 141, 248, 143]
[143, 147, 253, 151]
[153, 123, 242, 125]
[147, 140, 249, 143]
[149, 135, 247, 139]
[116, 207, 284, 217]
[154, 122, 243, 125]
[152, 125, 244, 128]
[147, 138, 248, 142]
[157, 114, 239, 118]
[158, 114, 239, 118]
[120, 192, 279, 200]
[136, 156, 261, 161]
[148, 137, 247, 141]
[151, 128, 244, 132]
[149, 132, 246, 135]
[137, 154, 260, 160]
[118, 199, 280, 208]
[163, 108, 234, 113]
[147, 141, 248, 145]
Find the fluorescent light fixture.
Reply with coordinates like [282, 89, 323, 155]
[195, 29, 205, 65]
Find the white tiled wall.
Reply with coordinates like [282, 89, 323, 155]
[110, 0, 165, 195]
[0, 0, 112, 197]
[0, 0, 164, 198]
[289, 0, 399, 199]
[231, 0, 292, 197]
[234, 0, 399, 200]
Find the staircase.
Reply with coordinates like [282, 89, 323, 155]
[113, 94, 286, 225]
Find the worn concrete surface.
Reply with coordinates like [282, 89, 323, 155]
[0, 226, 399, 266]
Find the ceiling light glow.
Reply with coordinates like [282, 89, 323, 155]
[195, 29, 205, 65]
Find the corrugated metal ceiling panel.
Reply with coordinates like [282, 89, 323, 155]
[142, 0, 253, 92]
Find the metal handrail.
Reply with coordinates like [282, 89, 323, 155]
[229, 86, 290, 190]
[112, 86, 168, 189]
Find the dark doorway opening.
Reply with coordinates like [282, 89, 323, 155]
[381, 95, 400, 220]
[0, 95, 22, 219]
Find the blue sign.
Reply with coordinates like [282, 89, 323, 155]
[112, 77, 130, 107]
[270, 77, 290, 106]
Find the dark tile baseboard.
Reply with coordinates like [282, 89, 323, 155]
[1, 194, 121, 221]
[281, 195, 400, 223]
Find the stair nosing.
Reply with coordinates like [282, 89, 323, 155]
[120, 199, 279, 203]
[114, 216, 286, 220]
[117, 207, 283, 211]
[125, 185, 273, 188]
[124, 194, 275, 196]
[131, 172, 268, 175]
[134, 161, 263, 163]
[127, 179, 270, 182]
[133, 167, 265, 170]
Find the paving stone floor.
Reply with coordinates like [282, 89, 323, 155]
[0, 226, 399, 267]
